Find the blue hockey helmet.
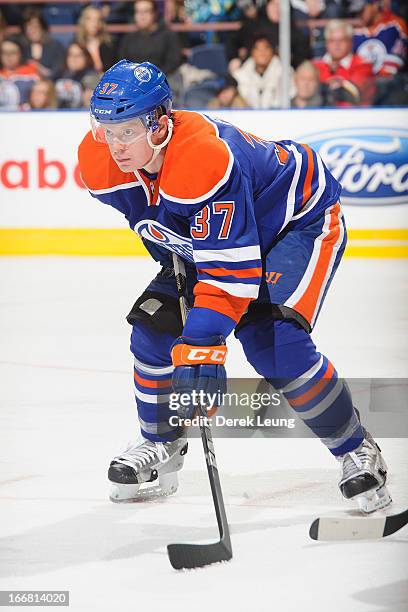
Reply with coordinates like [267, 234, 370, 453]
[90, 59, 173, 143]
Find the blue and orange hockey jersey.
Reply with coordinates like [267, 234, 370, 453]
[353, 11, 408, 76]
[78, 110, 341, 338]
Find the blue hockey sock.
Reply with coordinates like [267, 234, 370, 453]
[280, 355, 364, 456]
[133, 356, 181, 442]
[130, 321, 182, 442]
[237, 319, 364, 456]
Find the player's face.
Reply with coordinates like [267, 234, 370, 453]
[105, 119, 152, 171]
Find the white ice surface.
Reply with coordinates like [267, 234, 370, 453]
[0, 257, 407, 612]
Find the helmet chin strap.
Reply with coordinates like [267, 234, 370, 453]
[145, 118, 173, 166]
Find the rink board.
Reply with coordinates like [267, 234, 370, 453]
[0, 108, 407, 256]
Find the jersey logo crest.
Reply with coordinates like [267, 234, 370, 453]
[134, 220, 194, 261]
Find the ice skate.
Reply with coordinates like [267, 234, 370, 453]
[338, 431, 392, 513]
[108, 435, 188, 502]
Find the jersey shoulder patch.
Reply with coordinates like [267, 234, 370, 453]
[77, 130, 138, 194]
[159, 111, 233, 204]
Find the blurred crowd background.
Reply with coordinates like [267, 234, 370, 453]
[0, 0, 407, 111]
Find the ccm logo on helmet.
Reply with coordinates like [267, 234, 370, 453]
[171, 344, 228, 366]
[95, 109, 112, 114]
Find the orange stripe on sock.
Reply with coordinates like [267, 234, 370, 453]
[288, 361, 335, 407]
[134, 371, 172, 388]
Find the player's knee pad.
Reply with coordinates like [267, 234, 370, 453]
[128, 290, 181, 367]
[236, 318, 320, 385]
[127, 289, 183, 337]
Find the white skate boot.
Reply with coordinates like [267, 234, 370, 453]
[338, 431, 392, 513]
[108, 435, 188, 502]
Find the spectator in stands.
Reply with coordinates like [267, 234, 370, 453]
[81, 73, 100, 108]
[20, 8, 66, 80]
[264, 0, 312, 67]
[314, 20, 375, 105]
[55, 42, 97, 108]
[0, 38, 39, 105]
[232, 34, 296, 108]
[207, 74, 249, 108]
[27, 79, 57, 109]
[353, 0, 407, 76]
[227, 0, 261, 69]
[165, 0, 201, 49]
[290, 0, 344, 21]
[0, 79, 20, 109]
[166, 0, 189, 24]
[76, 6, 117, 73]
[228, 0, 311, 72]
[0, 10, 7, 45]
[119, 1, 182, 76]
[291, 60, 324, 107]
[291, 0, 324, 19]
[185, 0, 240, 23]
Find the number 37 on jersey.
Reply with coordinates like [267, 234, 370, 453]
[190, 201, 235, 241]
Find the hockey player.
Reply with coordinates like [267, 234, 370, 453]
[78, 59, 391, 513]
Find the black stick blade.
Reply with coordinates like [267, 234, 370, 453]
[309, 518, 320, 541]
[167, 541, 232, 570]
[383, 508, 408, 537]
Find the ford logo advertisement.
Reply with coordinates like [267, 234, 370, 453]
[302, 128, 408, 206]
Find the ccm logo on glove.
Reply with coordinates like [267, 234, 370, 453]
[171, 344, 228, 366]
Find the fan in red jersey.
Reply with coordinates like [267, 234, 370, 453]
[314, 20, 376, 106]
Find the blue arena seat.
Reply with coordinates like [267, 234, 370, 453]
[183, 80, 222, 109]
[188, 44, 228, 76]
[52, 32, 74, 49]
[43, 4, 81, 25]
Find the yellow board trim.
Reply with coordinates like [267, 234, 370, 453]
[0, 228, 407, 257]
[0, 228, 148, 256]
[347, 229, 408, 240]
[345, 245, 408, 258]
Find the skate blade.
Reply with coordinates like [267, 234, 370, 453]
[356, 484, 392, 514]
[109, 473, 179, 503]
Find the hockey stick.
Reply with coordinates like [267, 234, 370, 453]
[167, 253, 233, 570]
[309, 508, 408, 541]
